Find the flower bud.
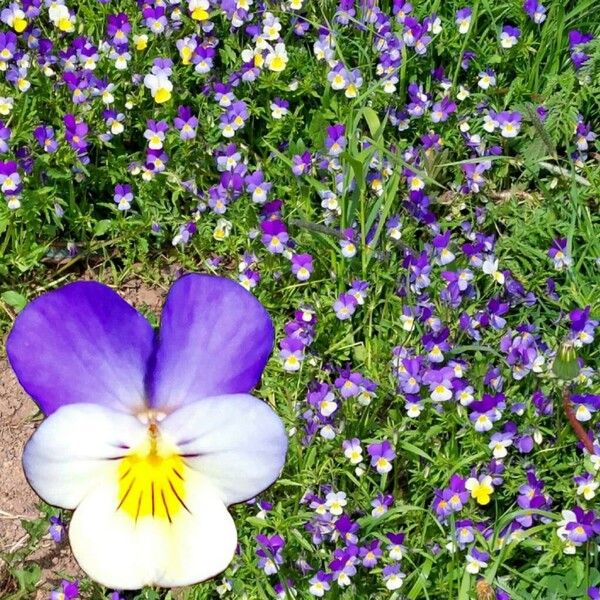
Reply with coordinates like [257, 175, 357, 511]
[553, 342, 580, 380]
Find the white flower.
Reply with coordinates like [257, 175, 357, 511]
[478, 72, 496, 90]
[319, 394, 337, 417]
[265, 43, 288, 73]
[385, 571, 405, 590]
[466, 554, 487, 574]
[325, 491, 347, 515]
[0, 96, 14, 115]
[143, 74, 173, 104]
[48, 3, 75, 32]
[577, 480, 599, 500]
[482, 256, 505, 285]
[431, 384, 452, 402]
[213, 218, 232, 241]
[344, 444, 363, 465]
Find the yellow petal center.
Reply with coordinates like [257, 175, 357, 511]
[117, 424, 188, 522]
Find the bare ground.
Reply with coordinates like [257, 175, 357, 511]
[0, 279, 166, 598]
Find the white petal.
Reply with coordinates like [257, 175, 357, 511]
[161, 394, 287, 505]
[143, 74, 158, 89]
[69, 471, 237, 589]
[23, 403, 145, 508]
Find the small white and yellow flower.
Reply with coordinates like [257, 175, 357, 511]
[325, 491, 347, 516]
[102, 86, 115, 105]
[213, 218, 232, 241]
[178, 37, 197, 65]
[344, 445, 363, 465]
[3, 5, 27, 33]
[242, 46, 265, 69]
[6, 196, 21, 209]
[143, 74, 173, 104]
[265, 43, 288, 73]
[482, 256, 505, 285]
[577, 479, 599, 500]
[465, 475, 494, 505]
[134, 34, 149, 51]
[0, 96, 14, 116]
[188, 0, 210, 21]
[262, 14, 281, 40]
[48, 3, 75, 33]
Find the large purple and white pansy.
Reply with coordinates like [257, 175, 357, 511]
[7, 274, 287, 590]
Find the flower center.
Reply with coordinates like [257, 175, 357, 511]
[117, 422, 188, 522]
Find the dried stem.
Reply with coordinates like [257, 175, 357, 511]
[562, 386, 595, 454]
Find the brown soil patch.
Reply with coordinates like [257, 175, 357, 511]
[0, 279, 168, 598]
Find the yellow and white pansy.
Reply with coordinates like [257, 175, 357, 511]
[188, 0, 210, 21]
[48, 2, 76, 33]
[143, 74, 173, 104]
[265, 43, 288, 73]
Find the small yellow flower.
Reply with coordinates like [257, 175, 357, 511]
[134, 35, 148, 51]
[465, 475, 494, 505]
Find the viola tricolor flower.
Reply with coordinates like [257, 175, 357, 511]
[367, 440, 396, 474]
[382, 563, 405, 590]
[48, 515, 66, 543]
[291, 253, 314, 281]
[496, 111, 522, 138]
[455, 7, 472, 34]
[548, 238, 573, 270]
[569, 306, 598, 347]
[333, 293, 357, 320]
[557, 507, 600, 552]
[50, 579, 79, 600]
[0, 0, 599, 593]
[8, 275, 287, 589]
[500, 25, 520, 48]
[114, 183, 133, 211]
[523, 0, 546, 24]
[466, 548, 489, 574]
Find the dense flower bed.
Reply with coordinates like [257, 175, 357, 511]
[1, 0, 599, 598]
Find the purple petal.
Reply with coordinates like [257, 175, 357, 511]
[7, 282, 155, 415]
[149, 274, 274, 410]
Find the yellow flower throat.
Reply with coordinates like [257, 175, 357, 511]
[117, 422, 188, 522]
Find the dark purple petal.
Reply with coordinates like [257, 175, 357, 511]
[7, 282, 155, 415]
[149, 274, 274, 410]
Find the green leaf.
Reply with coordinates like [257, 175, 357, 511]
[1, 290, 27, 312]
[398, 440, 434, 462]
[362, 106, 381, 137]
[13, 564, 40, 592]
[94, 219, 112, 237]
[407, 558, 433, 599]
